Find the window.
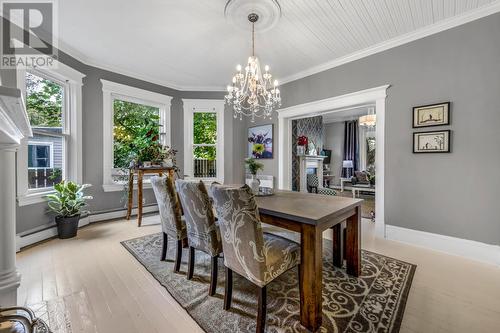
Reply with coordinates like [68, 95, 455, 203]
[101, 80, 172, 191]
[183, 99, 224, 182]
[25, 72, 65, 190]
[28, 143, 52, 168]
[113, 99, 160, 169]
[16, 61, 85, 206]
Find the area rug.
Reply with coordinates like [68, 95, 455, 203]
[121, 233, 415, 333]
[26, 291, 97, 333]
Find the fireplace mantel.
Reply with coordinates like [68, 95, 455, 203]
[298, 155, 326, 193]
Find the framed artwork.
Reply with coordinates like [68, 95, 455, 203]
[413, 102, 450, 128]
[413, 130, 451, 153]
[248, 124, 273, 159]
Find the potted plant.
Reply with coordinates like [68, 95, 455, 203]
[47, 181, 93, 239]
[245, 158, 264, 194]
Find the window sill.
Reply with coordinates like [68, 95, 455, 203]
[17, 190, 55, 206]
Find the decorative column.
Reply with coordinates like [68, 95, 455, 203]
[0, 85, 32, 307]
[0, 145, 21, 307]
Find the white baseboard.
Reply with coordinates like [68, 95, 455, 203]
[16, 205, 159, 251]
[386, 225, 500, 267]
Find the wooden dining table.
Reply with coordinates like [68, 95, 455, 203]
[254, 190, 363, 332]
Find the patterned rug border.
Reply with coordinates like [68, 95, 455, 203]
[120, 233, 416, 333]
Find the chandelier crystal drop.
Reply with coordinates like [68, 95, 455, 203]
[225, 13, 281, 122]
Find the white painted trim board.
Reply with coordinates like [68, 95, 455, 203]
[386, 225, 500, 267]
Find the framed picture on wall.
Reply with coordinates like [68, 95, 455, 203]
[248, 124, 273, 159]
[413, 102, 450, 128]
[413, 130, 451, 153]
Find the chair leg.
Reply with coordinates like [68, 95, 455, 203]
[224, 267, 233, 310]
[297, 264, 301, 296]
[256, 285, 267, 333]
[161, 232, 168, 261]
[209, 255, 218, 296]
[174, 239, 182, 273]
[187, 247, 195, 280]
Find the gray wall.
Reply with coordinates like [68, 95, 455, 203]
[15, 51, 245, 234]
[323, 122, 344, 185]
[244, 13, 500, 246]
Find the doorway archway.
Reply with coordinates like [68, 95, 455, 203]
[277, 85, 390, 238]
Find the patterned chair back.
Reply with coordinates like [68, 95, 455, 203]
[151, 176, 186, 240]
[210, 184, 267, 286]
[175, 179, 222, 256]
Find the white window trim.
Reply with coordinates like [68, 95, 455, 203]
[101, 79, 172, 192]
[16, 61, 85, 206]
[183, 99, 224, 184]
[27, 141, 54, 168]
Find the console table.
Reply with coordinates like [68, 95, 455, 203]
[126, 166, 175, 227]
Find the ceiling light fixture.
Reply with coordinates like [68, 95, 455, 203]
[359, 107, 376, 128]
[225, 13, 281, 122]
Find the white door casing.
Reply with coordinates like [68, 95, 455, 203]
[277, 85, 390, 238]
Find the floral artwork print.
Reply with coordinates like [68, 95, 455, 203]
[248, 124, 273, 159]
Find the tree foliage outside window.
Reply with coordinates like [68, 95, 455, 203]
[113, 100, 160, 168]
[26, 72, 63, 127]
[193, 112, 217, 160]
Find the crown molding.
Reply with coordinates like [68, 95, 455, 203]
[56, 1, 500, 91]
[279, 1, 500, 85]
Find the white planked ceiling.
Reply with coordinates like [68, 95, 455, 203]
[57, 0, 500, 90]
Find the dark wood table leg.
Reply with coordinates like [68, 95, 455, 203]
[332, 223, 342, 267]
[126, 170, 134, 220]
[346, 205, 361, 276]
[299, 224, 323, 332]
[137, 170, 143, 227]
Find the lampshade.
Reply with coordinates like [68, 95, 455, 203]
[343, 160, 353, 168]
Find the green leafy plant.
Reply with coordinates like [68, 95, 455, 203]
[47, 181, 93, 217]
[245, 158, 264, 176]
[113, 100, 161, 167]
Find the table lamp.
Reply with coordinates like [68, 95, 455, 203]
[343, 160, 353, 178]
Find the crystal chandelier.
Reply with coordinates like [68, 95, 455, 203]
[359, 107, 376, 128]
[225, 13, 281, 121]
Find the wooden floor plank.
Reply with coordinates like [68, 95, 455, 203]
[16, 216, 500, 333]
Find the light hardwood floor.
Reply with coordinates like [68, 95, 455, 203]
[16, 215, 500, 333]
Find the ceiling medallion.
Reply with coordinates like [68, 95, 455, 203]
[225, 12, 281, 121]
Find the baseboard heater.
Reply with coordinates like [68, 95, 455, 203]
[16, 204, 159, 252]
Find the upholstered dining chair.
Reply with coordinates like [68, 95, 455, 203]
[150, 176, 187, 272]
[307, 173, 337, 196]
[210, 184, 301, 333]
[175, 179, 223, 296]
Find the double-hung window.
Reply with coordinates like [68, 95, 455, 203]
[25, 72, 65, 190]
[17, 63, 84, 206]
[183, 99, 224, 183]
[101, 80, 172, 191]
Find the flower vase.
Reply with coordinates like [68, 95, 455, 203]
[250, 175, 260, 194]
